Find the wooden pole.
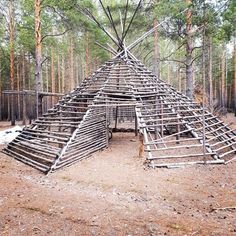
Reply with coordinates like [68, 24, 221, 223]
[45, 54, 49, 110]
[153, 18, 160, 79]
[202, 14, 206, 163]
[234, 39, 236, 116]
[167, 63, 170, 84]
[61, 53, 65, 93]
[221, 44, 226, 109]
[51, 48, 55, 105]
[178, 67, 181, 92]
[0, 51, 2, 121]
[57, 53, 61, 93]
[17, 59, 21, 120]
[85, 34, 89, 77]
[70, 38, 74, 89]
[208, 37, 213, 113]
[185, 0, 194, 99]
[22, 54, 26, 125]
[9, 0, 15, 125]
[135, 113, 138, 136]
[35, 0, 43, 117]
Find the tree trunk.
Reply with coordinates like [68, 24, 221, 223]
[7, 95, 10, 121]
[70, 38, 74, 90]
[225, 56, 228, 108]
[17, 59, 21, 120]
[153, 18, 160, 79]
[9, 0, 15, 125]
[22, 53, 27, 125]
[167, 63, 170, 84]
[85, 34, 89, 78]
[74, 55, 78, 86]
[57, 53, 61, 93]
[0, 51, 2, 121]
[192, 61, 195, 87]
[234, 39, 236, 116]
[221, 44, 226, 109]
[185, 0, 194, 99]
[202, 25, 206, 108]
[178, 67, 182, 92]
[228, 81, 232, 109]
[153, 19, 160, 141]
[35, 0, 43, 117]
[207, 37, 213, 112]
[28, 54, 31, 90]
[45, 56, 49, 110]
[51, 48, 55, 105]
[61, 53, 65, 93]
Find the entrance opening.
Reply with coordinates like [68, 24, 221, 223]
[105, 105, 138, 141]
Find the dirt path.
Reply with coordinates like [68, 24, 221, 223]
[0, 119, 236, 235]
[0, 133, 235, 235]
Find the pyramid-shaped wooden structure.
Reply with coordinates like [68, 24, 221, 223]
[3, 51, 236, 173]
[3, 2, 236, 173]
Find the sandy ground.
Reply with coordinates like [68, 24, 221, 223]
[0, 115, 236, 236]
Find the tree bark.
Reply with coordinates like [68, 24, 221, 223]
[70, 38, 75, 90]
[17, 59, 21, 120]
[57, 53, 61, 93]
[202, 25, 206, 107]
[167, 63, 170, 84]
[0, 51, 2, 121]
[75, 55, 79, 86]
[51, 48, 55, 104]
[185, 0, 194, 99]
[153, 18, 160, 79]
[85, 34, 89, 78]
[208, 37, 213, 112]
[178, 67, 182, 92]
[234, 39, 236, 116]
[61, 53, 65, 93]
[22, 53, 27, 125]
[7, 95, 10, 121]
[9, 0, 15, 125]
[221, 44, 226, 109]
[45, 55, 49, 109]
[35, 0, 43, 117]
[225, 55, 228, 108]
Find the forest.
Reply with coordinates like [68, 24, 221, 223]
[0, 0, 235, 124]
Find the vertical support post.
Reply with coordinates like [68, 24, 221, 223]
[155, 95, 159, 139]
[160, 99, 164, 138]
[176, 103, 180, 144]
[9, 0, 15, 126]
[22, 92, 27, 125]
[115, 106, 118, 130]
[105, 100, 109, 147]
[202, 10, 207, 163]
[234, 38, 236, 117]
[22, 55, 26, 125]
[135, 112, 138, 136]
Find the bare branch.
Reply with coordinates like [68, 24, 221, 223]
[41, 56, 50, 66]
[191, 46, 202, 52]
[190, 53, 202, 65]
[41, 28, 71, 42]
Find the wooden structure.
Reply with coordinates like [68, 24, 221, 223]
[3, 1, 236, 173]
